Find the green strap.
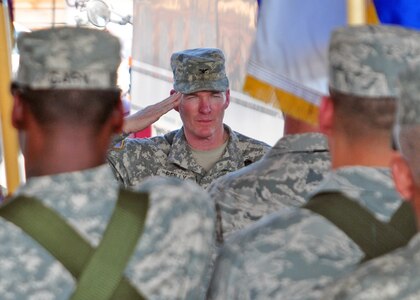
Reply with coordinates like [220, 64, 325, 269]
[71, 189, 148, 300]
[0, 189, 148, 299]
[389, 200, 418, 241]
[303, 192, 417, 262]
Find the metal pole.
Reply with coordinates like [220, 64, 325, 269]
[52, 0, 56, 27]
[347, 0, 366, 25]
[0, 0, 21, 194]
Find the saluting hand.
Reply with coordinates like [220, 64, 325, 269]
[123, 92, 182, 134]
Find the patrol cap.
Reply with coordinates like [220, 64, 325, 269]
[395, 68, 420, 126]
[14, 26, 121, 90]
[170, 48, 229, 94]
[329, 25, 420, 98]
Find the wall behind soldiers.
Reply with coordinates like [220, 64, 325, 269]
[13, 0, 67, 29]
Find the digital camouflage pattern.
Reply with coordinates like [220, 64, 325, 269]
[396, 68, 420, 126]
[170, 48, 229, 94]
[0, 165, 216, 299]
[208, 133, 330, 242]
[208, 167, 402, 300]
[322, 233, 420, 300]
[107, 125, 270, 190]
[329, 25, 420, 97]
[16, 27, 121, 90]
[0, 185, 6, 203]
[320, 66, 420, 300]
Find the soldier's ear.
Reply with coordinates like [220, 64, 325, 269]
[223, 89, 230, 109]
[318, 96, 333, 136]
[111, 99, 124, 133]
[11, 94, 26, 130]
[391, 151, 415, 201]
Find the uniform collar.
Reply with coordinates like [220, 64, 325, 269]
[15, 164, 117, 196]
[268, 133, 328, 157]
[167, 124, 243, 174]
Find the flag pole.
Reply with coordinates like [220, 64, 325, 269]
[347, 0, 367, 25]
[0, 0, 21, 194]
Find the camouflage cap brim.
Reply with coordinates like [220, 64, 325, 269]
[174, 77, 229, 94]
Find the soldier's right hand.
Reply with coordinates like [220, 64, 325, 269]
[122, 92, 182, 134]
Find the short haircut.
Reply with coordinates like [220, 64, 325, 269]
[329, 88, 396, 139]
[12, 85, 120, 133]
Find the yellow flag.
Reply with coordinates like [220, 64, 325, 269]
[0, 0, 20, 194]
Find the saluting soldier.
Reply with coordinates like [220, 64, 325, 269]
[107, 48, 270, 190]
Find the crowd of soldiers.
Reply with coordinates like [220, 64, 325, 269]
[1, 22, 420, 299]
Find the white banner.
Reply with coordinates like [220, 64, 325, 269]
[131, 0, 284, 145]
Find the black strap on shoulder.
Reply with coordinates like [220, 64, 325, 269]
[303, 192, 417, 262]
[0, 188, 148, 299]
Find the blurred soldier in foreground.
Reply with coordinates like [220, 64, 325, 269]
[208, 102, 330, 243]
[322, 67, 420, 299]
[0, 186, 5, 202]
[208, 25, 419, 299]
[0, 27, 215, 299]
[0, 144, 6, 202]
[107, 48, 270, 190]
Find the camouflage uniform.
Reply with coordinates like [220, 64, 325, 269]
[0, 185, 6, 203]
[321, 233, 420, 300]
[108, 48, 269, 189]
[107, 125, 270, 190]
[321, 64, 420, 300]
[207, 167, 401, 300]
[208, 25, 420, 300]
[0, 165, 216, 299]
[2, 27, 216, 299]
[208, 132, 330, 241]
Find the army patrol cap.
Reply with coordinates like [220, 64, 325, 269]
[395, 68, 420, 126]
[329, 25, 420, 98]
[14, 26, 121, 90]
[171, 48, 229, 94]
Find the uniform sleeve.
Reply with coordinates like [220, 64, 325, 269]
[107, 138, 159, 187]
[208, 176, 246, 243]
[207, 240, 244, 299]
[129, 176, 217, 299]
[107, 138, 132, 186]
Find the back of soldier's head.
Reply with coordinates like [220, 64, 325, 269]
[328, 25, 420, 137]
[11, 26, 122, 131]
[394, 68, 420, 182]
